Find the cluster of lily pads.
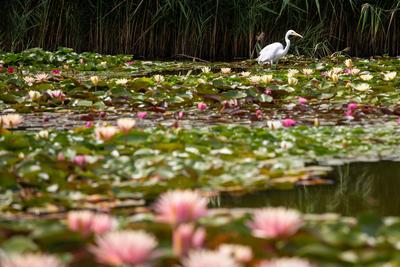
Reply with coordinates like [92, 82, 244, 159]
[1, 48, 400, 266]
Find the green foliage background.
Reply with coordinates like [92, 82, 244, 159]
[0, 0, 399, 59]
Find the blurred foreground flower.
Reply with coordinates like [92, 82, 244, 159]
[67, 210, 116, 236]
[173, 224, 205, 257]
[154, 190, 208, 225]
[1, 253, 65, 267]
[0, 114, 23, 128]
[248, 207, 303, 239]
[258, 257, 315, 267]
[183, 250, 240, 267]
[90, 230, 158, 266]
[218, 244, 253, 263]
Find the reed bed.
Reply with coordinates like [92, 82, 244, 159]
[0, 0, 399, 59]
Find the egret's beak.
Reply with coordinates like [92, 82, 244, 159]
[293, 32, 303, 38]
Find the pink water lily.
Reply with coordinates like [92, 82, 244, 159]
[137, 111, 148, 119]
[282, 119, 296, 127]
[173, 224, 205, 257]
[154, 190, 208, 225]
[67, 210, 116, 236]
[298, 97, 308, 105]
[197, 102, 207, 111]
[90, 230, 158, 266]
[248, 207, 303, 239]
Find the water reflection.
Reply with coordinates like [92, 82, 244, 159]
[212, 161, 400, 216]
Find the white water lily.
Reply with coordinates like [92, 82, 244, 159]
[23, 76, 35, 86]
[288, 77, 298, 85]
[332, 67, 343, 74]
[287, 69, 299, 77]
[220, 68, 231, 74]
[35, 73, 49, 82]
[28, 90, 41, 101]
[302, 68, 314, 76]
[201, 66, 211, 73]
[240, 71, 251, 77]
[197, 78, 207, 84]
[260, 74, 273, 83]
[351, 68, 360, 75]
[383, 71, 397, 81]
[115, 78, 128, 85]
[266, 120, 282, 129]
[328, 71, 339, 83]
[360, 74, 373, 81]
[249, 75, 261, 84]
[90, 76, 100, 86]
[280, 141, 294, 149]
[153, 74, 165, 83]
[345, 59, 353, 68]
[353, 83, 371, 92]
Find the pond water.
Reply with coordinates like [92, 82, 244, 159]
[213, 161, 400, 216]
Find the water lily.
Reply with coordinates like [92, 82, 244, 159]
[261, 74, 273, 83]
[0, 114, 23, 128]
[115, 78, 128, 85]
[332, 67, 343, 74]
[287, 69, 299, 77]
[90, 76, 100, 86]
[258, 257, 315, 267]
[197, 102, 207, 111]
[72, 155, 87, 166]
[173, 224, 205, 257]
[47, 90, 66, 101]
[154, 190, 208, 225]
[353, 83, 371, 92]
[7, 67, 14, 74]
[35, 73, 49, 82]
[328, 71, 339, 83]
[1, 253, 65, 267]
[183, 250, 240, 267]
[287, 77, 298, 86]
[282, 118, 296, 127]
[90, 230, 158, 266]
[95, 126, 119, 141]
[117, 118, 136, 133]
[360, 74, 373, 81]
[383, 71, 397, 81]
[67, 210, 116, 236]
[298, 97, 308, 105]
[154, 74, 164, 83]
[36, 130, 49, 139]
[23, 76, 35, 86]
[249, 75, 261, 84]
[137, 111, 148, 119]
[240, 71, 251, 77]
[248, 207, 303, 239]
[266, 120, 282, 129]
[51, 69, 61, 75]
[28, 90, 41, 100]
[351, 68, 360, 75]
[220, 68, 231, 74]
[197, 78, 207, 84]
[345, 59, 353, 68]
[302, 68, 314, 76]
[201, 66, 211, 73]
[218, 244, 253, 263]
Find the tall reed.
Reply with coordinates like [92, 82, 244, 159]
[0, 0, 399, 59]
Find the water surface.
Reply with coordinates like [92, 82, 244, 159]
[213, 161, 400, 216]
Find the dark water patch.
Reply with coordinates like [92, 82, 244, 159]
[212, 161, 400, 216]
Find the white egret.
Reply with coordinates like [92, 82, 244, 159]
[257, 30, 303, 66]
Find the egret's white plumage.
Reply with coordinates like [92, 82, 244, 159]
[257, 30, 303, 66]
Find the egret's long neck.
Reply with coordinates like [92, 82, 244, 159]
[283, 33, 291, 55]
